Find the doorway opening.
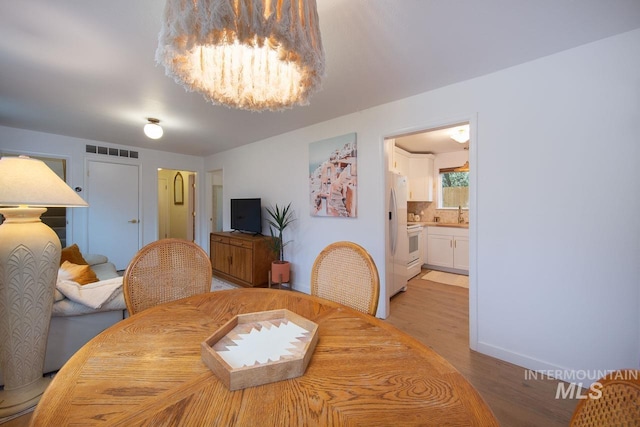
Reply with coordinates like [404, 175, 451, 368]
[211, 170, 223, 233]
[158, 169, 196, 241]
[206, 169, 223, 235]
[384, 118, 474, 327]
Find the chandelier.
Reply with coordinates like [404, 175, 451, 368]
[156, 0, 325, 112]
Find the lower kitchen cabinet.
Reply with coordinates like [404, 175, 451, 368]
[421, 226, 429, 267]
[453, 236, 469, 271]
[426, 226, 469, 273]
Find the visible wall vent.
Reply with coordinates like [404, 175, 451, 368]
[86, 145, 139, 159]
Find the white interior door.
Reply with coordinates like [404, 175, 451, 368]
[87, 160, 140, 270]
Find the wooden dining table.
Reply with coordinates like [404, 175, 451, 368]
[31, 288, 498, 426]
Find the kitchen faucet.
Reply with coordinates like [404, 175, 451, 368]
[458, 205, 464, 224]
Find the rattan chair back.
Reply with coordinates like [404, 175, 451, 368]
[310, 241, 380, 316]
[569, 369, 640, 426]
[123, 238, 212, 315]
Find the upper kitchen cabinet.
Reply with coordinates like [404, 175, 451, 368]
[392, 146, 410, 176]
[408, 154, 434, 202]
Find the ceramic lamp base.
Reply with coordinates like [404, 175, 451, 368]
[0, 207, 59, 417]
[0, 376, 52, 417]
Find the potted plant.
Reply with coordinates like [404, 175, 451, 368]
[266, 202, 295, 284]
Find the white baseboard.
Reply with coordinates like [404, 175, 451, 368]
[475, 341, 604, 386]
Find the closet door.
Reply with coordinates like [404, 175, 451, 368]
[87, 160, 140, 270]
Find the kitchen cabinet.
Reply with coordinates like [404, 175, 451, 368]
[421, 226, 429, 267]
[393, 147, 434, 201]
[392, 147, 410, 176]
[210, 232, 276, 287]
[426, 226, 469, 273]
[408, 154, 434, 202]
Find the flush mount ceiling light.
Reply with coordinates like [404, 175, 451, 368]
[155, 0, 325, 112]
[144, 118, 163, 139]
[449, 125, 470, 144]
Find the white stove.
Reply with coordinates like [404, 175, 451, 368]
[407, 224, 422, 279]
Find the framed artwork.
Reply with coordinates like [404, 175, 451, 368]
[309, 133, 357, 217]
[174, 172, 184, 205]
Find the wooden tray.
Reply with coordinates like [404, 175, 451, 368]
[201, 309, 319, 390]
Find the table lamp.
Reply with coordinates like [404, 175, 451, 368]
[0, 155, 87, 416]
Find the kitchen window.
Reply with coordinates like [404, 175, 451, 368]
[439, 165, 469, 209]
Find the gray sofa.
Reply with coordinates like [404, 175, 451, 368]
[45, 253, 128, 374]
[0, 254, 127, 385]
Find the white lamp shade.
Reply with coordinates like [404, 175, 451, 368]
[0, 156, 88, 207]
[144, 122, 163, 139]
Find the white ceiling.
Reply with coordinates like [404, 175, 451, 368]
[394, 124, 470, 155]
[1, 1, 639, 157]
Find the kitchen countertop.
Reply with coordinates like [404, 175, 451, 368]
[408, 221, 469, 229]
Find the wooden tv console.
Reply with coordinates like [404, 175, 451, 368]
[210, 232, 277, 288]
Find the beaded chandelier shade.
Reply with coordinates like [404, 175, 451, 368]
[156, 0, 325, 112]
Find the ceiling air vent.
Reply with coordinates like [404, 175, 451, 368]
[86, 145, 138, 159]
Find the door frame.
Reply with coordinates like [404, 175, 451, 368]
[158, 177, 169, 239]
[187, 173, 196, 241]
[382, 113, 478, 350]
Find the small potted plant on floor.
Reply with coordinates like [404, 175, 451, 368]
[266, 202, 295, 284]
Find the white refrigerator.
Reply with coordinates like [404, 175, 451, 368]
[388, 173, 409, 295]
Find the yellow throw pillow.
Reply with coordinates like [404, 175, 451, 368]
[59, 261, 99, 285]
[60, 244, 89, 266]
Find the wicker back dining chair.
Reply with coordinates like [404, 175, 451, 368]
[123, 238, 212, 315]
[569, 369, 640, 426]
[310, 241, 380, 316]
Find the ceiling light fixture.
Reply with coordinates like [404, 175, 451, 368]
[155, 0, 325, 112]
[144, 118, 163, 139]
[449, 125, 470, 144]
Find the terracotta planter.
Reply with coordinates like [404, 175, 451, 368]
[271, 261, 290, 283]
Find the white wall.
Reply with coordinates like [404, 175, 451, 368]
[205, 29, 640, 380]
[0, 127, 207, 253]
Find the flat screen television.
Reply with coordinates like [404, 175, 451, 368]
[230, 198, 262, 234]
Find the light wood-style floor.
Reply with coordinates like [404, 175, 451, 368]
[386, 270, 577, 427]
[3, 271, 576, 426]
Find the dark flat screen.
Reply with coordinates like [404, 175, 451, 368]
[230, 198, 262, 234]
